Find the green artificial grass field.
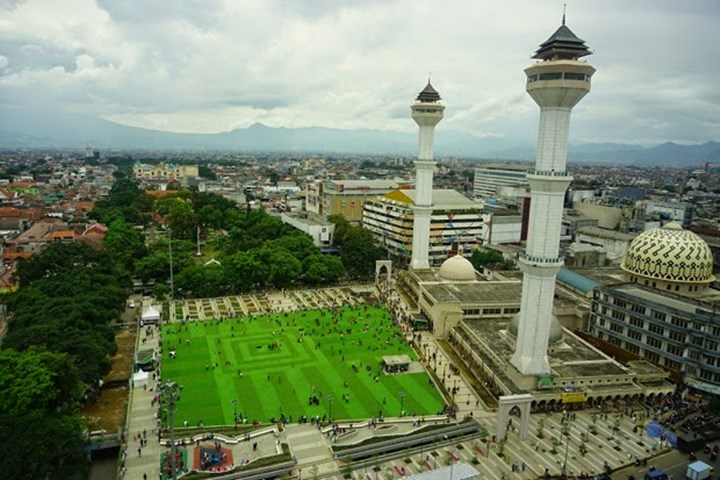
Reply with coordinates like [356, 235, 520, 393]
[161, 305, 445, 427]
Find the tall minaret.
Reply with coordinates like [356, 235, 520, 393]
[410, 81, 444, 270]
[510, 17, 595, 375]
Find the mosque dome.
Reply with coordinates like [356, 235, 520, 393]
[437, 255, 476, 281]
[621, 222, 716, 285]
[508, 312, 564, 344]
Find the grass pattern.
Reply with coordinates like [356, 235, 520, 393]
[161, 306, 444, 426]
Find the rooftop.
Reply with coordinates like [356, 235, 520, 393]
[382, 189, 479, 209]
[557, 268, 600, 294]
[532, 20, 592, 61]
[415, 82, 442, 103]
[577, 226, 636, 241]
[423, 281, 522, 304]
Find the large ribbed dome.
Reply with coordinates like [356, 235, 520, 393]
[621, 222, 715, 284]
[438, 255, 476, 281]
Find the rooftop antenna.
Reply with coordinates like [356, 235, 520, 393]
[562, 3, 566, 25]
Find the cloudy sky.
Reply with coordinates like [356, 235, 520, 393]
[0, 0, 718, 144]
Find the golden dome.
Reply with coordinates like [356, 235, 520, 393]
[621, 222, 716, 285]
[438, 255, 476, 281]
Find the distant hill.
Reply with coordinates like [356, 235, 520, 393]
[0, 109, 717, 166]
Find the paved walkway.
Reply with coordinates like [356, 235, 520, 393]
[285, 424, 339, 479]
[122, 324, 163, 480]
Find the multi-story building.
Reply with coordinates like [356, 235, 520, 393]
[306, 179, 412, 223]
[133, 162, 199, 185]
[473, 164, 529, 200]
[280, 212, 334, 247]
[644, 200, 694, 228]
[363, 189, 490, 266]
[588, 223, 720, 396]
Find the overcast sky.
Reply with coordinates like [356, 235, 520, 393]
[0, 0, 718, 145]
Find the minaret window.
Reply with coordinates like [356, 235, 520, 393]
[563, 72, 590, 81]
[538, 72, 563, 80]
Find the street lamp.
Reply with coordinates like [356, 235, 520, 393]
[561, 418, 573, 476]
[168, 227, 175, 299]
[160, 381, 181, 480]
[232, 399, 238, 429]
[399, 391, 406, 417]
[327, 395, 333, 421]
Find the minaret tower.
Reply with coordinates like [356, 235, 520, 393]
[410, 81, 444, 270]
[510, 16, 595, 375]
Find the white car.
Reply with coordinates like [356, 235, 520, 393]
[128, 300, 135, 308]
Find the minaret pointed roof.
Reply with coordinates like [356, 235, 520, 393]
[532, 23, 591, 60]
[416, 82, 441, 103]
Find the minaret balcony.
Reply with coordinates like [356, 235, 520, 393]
[529, 169, 571, 177]
[519, 251, 564, 266]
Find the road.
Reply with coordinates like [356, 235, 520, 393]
[615, 444, 718, 479]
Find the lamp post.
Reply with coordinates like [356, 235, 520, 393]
[168, 227, 175, 299]
[160, 381, 181, 480]
[561, 417, 573, 477]
[399, 391, 406, 417]
[232, 399, 238, 429]
[327, 394, 333, 421]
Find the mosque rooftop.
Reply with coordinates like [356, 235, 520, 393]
[424, 281, 522, 304]
[532, 21, 592, 61]
[416, 82, 441, 103]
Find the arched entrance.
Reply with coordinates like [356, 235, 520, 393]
[375, 260, 392, 285]
[496, 394, 533, 441]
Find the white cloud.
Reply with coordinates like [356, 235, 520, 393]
[0, 0, 718, 144]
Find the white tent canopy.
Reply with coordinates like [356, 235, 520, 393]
[132, 369, 149, 388]
[141, 304, 161, 322]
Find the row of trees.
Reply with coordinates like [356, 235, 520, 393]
[0, 173, 145, 478]
[0, 241, 132, 478]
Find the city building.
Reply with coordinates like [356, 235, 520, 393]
[473, 164, 530, 200]
[576, 226, 636, 264]
[588, 223, 720, 396]
[279, 211, 334, 247]
[133, 162, 199, 186]
[644, 200, 694, 228]
[363, 189, 489, 266]
[306, 179, 412, 223]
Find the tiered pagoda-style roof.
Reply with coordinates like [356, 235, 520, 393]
[416, 82, 441, 103]
[532, 21, 592, 61]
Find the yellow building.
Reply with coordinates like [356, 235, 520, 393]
[133, 162, 199, 185]
[307, 179, 412, 223]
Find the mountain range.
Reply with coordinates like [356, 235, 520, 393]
[1, 110, 718, 167]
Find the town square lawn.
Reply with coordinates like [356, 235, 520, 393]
[161, 305, 445, 427]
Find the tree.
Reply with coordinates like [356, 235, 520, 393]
[198, 165, 217, 180]
[104, 218, 148, 270]
[340, 226, 383, 278]
[223, 252, 269, 292]
[327, 214, 350, 246]
[0, 348, 83, 415]
[302, 254, 344, 285]
[470, 248, 515, 270]
[166, 201, 196, 240]
[0, 410, 89, 479]
[153, 283, 170, 300]
[273, 234, 318, 260]
[265, 248, 302, 288]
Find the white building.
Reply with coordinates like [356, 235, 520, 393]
[280, 212, 334, 247]
[363, 189, 490, 266]
[473, 164, 530, 200]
